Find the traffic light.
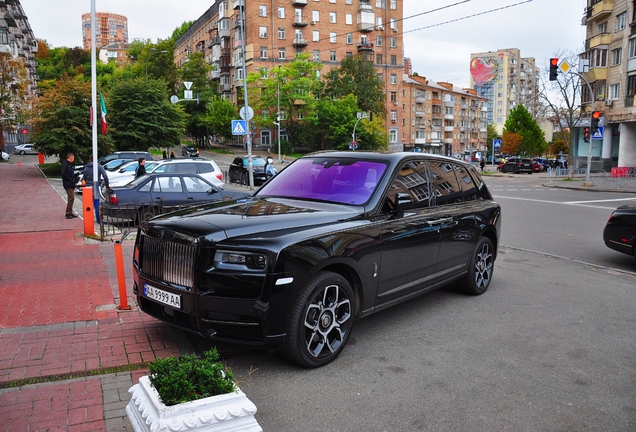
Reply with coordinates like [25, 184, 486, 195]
[583, 127, 590, 143]
[591, 111, 601, 134]
[549, 58, 559, 81]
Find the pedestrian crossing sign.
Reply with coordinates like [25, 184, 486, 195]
[592, 126, 603, 140]
[232, 120, 247, 135]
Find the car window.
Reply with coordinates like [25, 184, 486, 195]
[256, 157, 388, 205]
[252, 158, 266, 167]
[153, 176, 183, 193]
[197, 163, 214, 173]
[138, 178, 152, 192]
[429, 162, 463, 206]
[385, 160, 432, 210]
[183, 176, 212, 192]
[455, 164, 480, 201]
[233, 158, 242, 165]
[175, 163, 198, 174]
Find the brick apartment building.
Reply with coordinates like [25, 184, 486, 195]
[81, 12, 128, 50]
[174, 0, 403, 149]
[580, 0, 636, 169]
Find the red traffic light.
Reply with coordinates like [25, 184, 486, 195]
[591, 111, 601, 119]
[550, 58, 559, 66]
[549, 58, 559, 81]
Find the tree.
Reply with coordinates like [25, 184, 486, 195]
[501, 131, 523, 156]
[107, 78, 186, 151]
[247, 54, 323, 148]
[502, 104, 546, 156]
[205, 96, 238, 143]
[30, 76, 114, 161]
[322, 54, 386, 116]
[0, 52, 29, 150]
[178, 50, 215, 146]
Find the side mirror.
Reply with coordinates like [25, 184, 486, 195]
[395, 192, 413, 218]
[207, 187, 219, 195]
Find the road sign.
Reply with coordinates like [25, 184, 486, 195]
[592, 126, 604, 140]
[183, 81, 193, 90]
[239, 106, 254, 121]
[558, 60, 571, 74]
[232, 120, 247, 135]
[184, 90, 193, 100]
[348, 141, 358, 150]
[493, 139, 502, 149]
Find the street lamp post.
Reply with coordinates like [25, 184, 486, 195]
[276, 65, 281, 163]
[145, 48, 168, 81]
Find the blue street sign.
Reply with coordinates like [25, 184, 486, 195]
[493, 139, 502, 149]
[592, 126, 603, 140]
[231, 119, 247, 135]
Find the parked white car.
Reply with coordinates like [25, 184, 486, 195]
[108, 158, 225, 188]
[13, 143, 38, 155]
[1, 151, 10, 161]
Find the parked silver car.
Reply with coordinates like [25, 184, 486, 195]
[13, 144, 38, 155]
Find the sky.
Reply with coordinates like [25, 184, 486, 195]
[22, 0, 587, 88]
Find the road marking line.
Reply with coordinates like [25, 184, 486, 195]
[563, 197, 636, 204]
[493, 195, 617, 210]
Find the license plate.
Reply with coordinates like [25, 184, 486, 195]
[143, 283, 181, 309]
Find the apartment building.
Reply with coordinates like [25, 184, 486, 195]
[581, 0, 636, 169]
[469, 49, 540, 136]
[174, 0, 403, 147]
[0, 0, 38, 148]
[98, 42, 131, 66]
[81, 12, 128, 50]
[398, 74, 489, 157]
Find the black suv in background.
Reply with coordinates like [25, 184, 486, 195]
[501, 157, 533, 174]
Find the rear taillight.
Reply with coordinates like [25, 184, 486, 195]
[109, 193, 118, 205]
[216, 173, 223, 181]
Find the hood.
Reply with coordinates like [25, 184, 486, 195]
[143, 197, 364, 242]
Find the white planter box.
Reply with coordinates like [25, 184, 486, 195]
[126, 375, 262, 432]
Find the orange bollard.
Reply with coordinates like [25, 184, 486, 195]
[114, 239, 131, 310]
[82, 187, 95, 236]
[17, 160, 21, 167]
[38, 153, 44, 164]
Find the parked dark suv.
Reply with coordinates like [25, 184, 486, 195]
[501, 157, 533, 174]
[132, 152, 501, 367]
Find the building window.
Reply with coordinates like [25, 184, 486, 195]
[390, 110, 397, 121]
[598, 21, 606, 33]
[278, 28, 286, 39]
[376, 0, 385, 8]
[390, 18, 397, 31]
[376, 54, 382, 64]
[313, 50, 320, 61]
[330, 51, 337, 61]
[617, 12, 627, 31]
[390, 55, 396, 65]
[259, 5, 267, 17]
[592, 49, 608, 67]
[629, 39, 636, 59]
[346, 33, 352, 44]
[312, 10, 320, 22]
[609, 83, 620, 99]
[390, 0, 397, 9]
[390, 92, 396, 102]
[260, 46, 268, 58]
[346, 0, 352, 4]
[278, 7, 286, 19]
[612, 47, 623, 65]
[376, 36, 382, 46]
[259, 26, 267, 38]
[313, 30, 320, 42]
[346, 13, 353, 25]
[391, 74, 397, 84]
[279, 48, 286, 59]
[390, 37, 396, 48]
[329, 12, 336, 23]
[389, 129, 397, 142]
[330, 32, 337, 43]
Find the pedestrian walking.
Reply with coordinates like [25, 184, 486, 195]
[81, 155, 109, 190]
[61, 152, 77, 219]
[162, 150, 168, 159]
[265, 156, 277, 178]
[170, 151, 176, 159]
[480, 158, 486, 172]
[135, 157, 147, 178]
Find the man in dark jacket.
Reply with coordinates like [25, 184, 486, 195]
[61, 153, 77, 219]
[82, 155, 109, 190]
[135, 157, 146, 178]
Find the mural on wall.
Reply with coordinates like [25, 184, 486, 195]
[470, 56, 501, 87]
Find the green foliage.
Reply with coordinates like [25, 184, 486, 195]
[108, 78, 186, 151]
[171, 21, 194, 41]
[30, 76, 114, 161]
[206, 96, 238, 142]
[179, 51, 215, 145]
[148, 349, 236, 406]
[502, 105, 546, 156]
[322, 54, 386, 116]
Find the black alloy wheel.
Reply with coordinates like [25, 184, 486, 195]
[280, 271, 354, 368]
[458, 236, 494, 295]
[136, 206, 157, 225]
[241, 171, 248, 186]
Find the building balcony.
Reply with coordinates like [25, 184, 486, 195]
[416, 96, 426, 103]
[586, 32, 612, 49]
[208, 37, 220, 48]
[210, 70, 220, 79]
[432, 98, 442, 105]
[444, 114, 454, 120]
[444, 126, 454, 132]
[292, 0, 308, 5]
[292, 37, 307, 47]
[357, 42, 374, 52]
[586, 0, 613, 23]
[292, 18, 308, 27]
[583, 67, 607, 82]
[415, 138, 427, 145]
[358, 22, 374, 32]
[415, 111, 426, 117]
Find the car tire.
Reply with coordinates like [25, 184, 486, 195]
[279, 270, 355, 368]
[458, 236, 494, 296]
[20, 150, 25, 155]
[241, 172, 248, 186]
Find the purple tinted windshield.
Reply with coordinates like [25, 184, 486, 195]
[256, 157, 389, 205]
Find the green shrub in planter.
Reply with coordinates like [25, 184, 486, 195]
[148, 348, 236, 406]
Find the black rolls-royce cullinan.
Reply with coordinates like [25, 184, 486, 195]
[132, 152, 502, 367]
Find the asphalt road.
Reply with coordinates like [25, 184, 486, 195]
[182, 168, 636, 431]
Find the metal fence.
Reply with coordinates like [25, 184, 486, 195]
[546, 167, 636, 189]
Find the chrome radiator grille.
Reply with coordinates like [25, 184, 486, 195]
[140, 235, 197, 289]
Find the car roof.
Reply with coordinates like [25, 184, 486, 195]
[300, 151, 470, 166]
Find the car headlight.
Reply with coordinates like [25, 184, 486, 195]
[215, 250, 268, 271]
